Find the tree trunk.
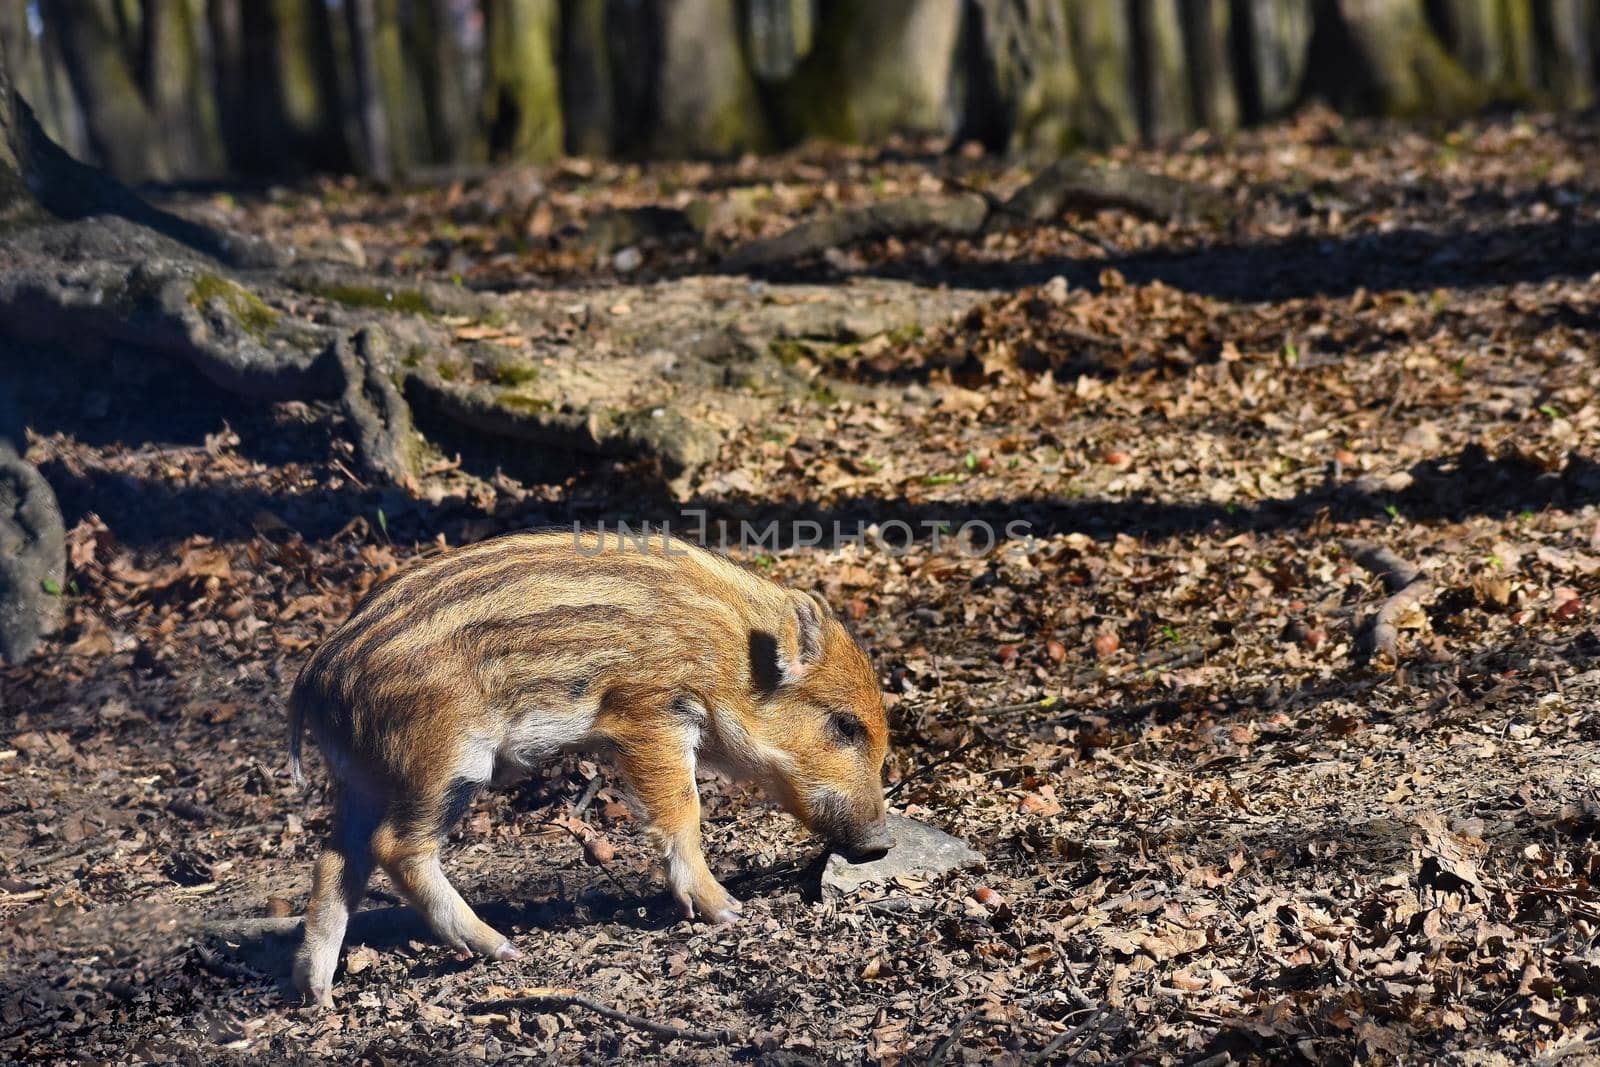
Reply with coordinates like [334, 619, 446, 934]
[1238, 0, 1314, 120]
[779, 0, 963, 144]
[1431, 0, 1540, 99]
[559, 0, 613, 155]
[413, 0, 472, 163]
[1067, 0, 1139, 146]
[0, 37, 32, 223]
[40, 0, 168, 179]
[1182, 0, 1238, 131]
[346, 0, 393, 177]
[651, 0, 768, 155]
[1133, 0, 1193, 141]
[141, 0, 224, 177]
[375, 0, 436, 171]
[481, 0, 563, 162]
[1325, 0, 1488, 116]
[1534, 0, 1596, 106]
[745, 0, 814, 82]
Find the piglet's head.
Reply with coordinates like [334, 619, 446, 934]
[745, 591, 893, 859]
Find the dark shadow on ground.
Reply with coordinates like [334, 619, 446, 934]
[738, 218, 1600, 302]
[34, 442, 1600, 554]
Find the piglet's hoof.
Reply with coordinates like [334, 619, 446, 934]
[494, 941, 523, 961]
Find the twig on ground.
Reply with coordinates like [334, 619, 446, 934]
[929, 1009, 984, 1067]
[16, 840, 117, 873]
[571, 774, 605, 817]
[1029, 1004, 1109, 1065]
[1345, 540, 1435, 668]
[476, 988, 732, 1045]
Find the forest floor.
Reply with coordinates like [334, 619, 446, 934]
[3, 108, 1600, 1065]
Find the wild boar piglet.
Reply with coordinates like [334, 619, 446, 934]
[287, 529, 892, 1006]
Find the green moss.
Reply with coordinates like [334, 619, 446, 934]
[435, 360, 464, 382]
[769, 339, 812, 366]
[885, 322, 923, 346]
[189, 274, 279, 338]
[311, 283, 435, 316]
[499, 393, 554, 413]
[492, 363, 540, 387]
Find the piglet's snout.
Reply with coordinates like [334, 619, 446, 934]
[838, 818, 895, 861]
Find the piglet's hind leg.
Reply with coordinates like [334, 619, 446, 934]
[369, 778, 520, 961]
[294, 790, 380, 1008]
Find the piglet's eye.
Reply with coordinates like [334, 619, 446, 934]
[829, 711, 867, 746]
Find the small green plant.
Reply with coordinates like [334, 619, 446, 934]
[41, 577, 62, 596]
[963, 451, 978, 471]
[1282, 341, 1299, 365]
[1385, 504, 1401, 520]
[1160, 624, 1181, 643]
[1538, 404, 1560, 419]
[923, 472, 961, 486]
[376, 508, 389, 540]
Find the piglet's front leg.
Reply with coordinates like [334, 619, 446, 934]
[613, 732, 742, 925]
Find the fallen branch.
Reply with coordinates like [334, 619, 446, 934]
[1345, 540, 1435, 669]
[723, 193, 989, 272]
[475, 988, 733, 1045]
[997, 159, 1231, 228]
[721, 159, 1231, 272]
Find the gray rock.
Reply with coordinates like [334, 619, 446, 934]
[821, 814, 983, 897]
[0, 436, 66, 665]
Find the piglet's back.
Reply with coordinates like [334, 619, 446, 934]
[290, 530, 789, 781]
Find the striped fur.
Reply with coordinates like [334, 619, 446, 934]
[287, 529, 891, 1007]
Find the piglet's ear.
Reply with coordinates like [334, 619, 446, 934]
[792, 589, 830, 668]
[751, 592, 833, 694]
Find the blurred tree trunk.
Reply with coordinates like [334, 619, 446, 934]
[346, 0, 393, 177]
[957, 0, 1083, 155]
[141, 0, 223, 176]
[1181, 0, 1238, 131]
[1067, 0, 1139, 146]
[41, 0, 168, 179]
[651, 0, 767, 155]
[1430, 0, 1539, 99]
[211, 0, 348, 176]
[1535, 0, 1596, 106]
[372, 0, 437, 172]
[1, 36, 30, 222]
[412, 0, 471, 162]
[559, 0, 613, 155]
[481, 0, 563, 161]
[1133, 0, 1193, 141]
[1238, 0, 1314, 120]
[1318, 0, 1487, 116]
[779, 0, 963, 144]
[0, 1, 84, 158]
[744, 0, 813, 82]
